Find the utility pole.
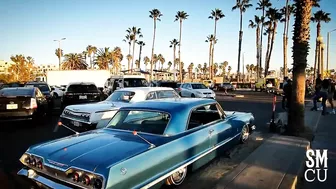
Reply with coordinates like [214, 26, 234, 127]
[327, 29, 336, 71]
[54, 38, 66, 70]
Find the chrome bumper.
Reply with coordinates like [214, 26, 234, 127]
[17, 168, 72, 189]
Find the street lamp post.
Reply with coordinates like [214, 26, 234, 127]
[54, 38, 66, 70]
[327, 29, 336, 71]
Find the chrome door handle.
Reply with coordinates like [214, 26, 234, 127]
[209, 129, 214, 134]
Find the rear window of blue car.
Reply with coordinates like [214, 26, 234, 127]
[107, 110, 170, 135]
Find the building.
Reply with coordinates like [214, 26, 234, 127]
[35, 64, 58, 82]
[0, 60, 15, 74]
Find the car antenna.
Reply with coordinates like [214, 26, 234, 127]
[133, 131, 156, 149]
[54, 121, 80, 135]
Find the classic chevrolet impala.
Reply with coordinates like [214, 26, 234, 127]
[18, 98, 255, 189]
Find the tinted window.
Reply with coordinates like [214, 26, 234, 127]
[107, 110, 170, 135]
[146, 92, 157, 100]
[25, 84, 50, 92]
[187, 104, 223, 130]
[124, 78, 148, 87]
[67, 84, 98, 93]
[0, 88, 34, 97]
[159, 82, 178, 88]
[191, 84, 207, 89]
[106, 91, 136, 102]
[156, 90, 179, 98]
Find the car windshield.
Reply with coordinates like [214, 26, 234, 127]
[106, 91, 136, 102]
[0, 88, 33, 97]
[191, 84, 207, 89]
[67, 84, 98, 93]
[25, 84, 49, 92]
[106, 110, 171, 135]
[124, 78, 148, 87]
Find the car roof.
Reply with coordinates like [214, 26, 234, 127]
[116, 87, 175, 93]
[25, 82, 48, 85]
[0, 87, 35, 91]
[68, 82, 96, 85]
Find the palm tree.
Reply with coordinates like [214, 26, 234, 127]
[126, 54, 133, 70]
[127, 27, 143, 72]
[169, 39, 179, 70]
[213, 63, 218, 76]
[249, 64, 255, 80]
[86, 45, 97, 69]
[62, 53, 87, 70]
[188, 63, 194, 79]
[175, 11, 189, 83]
[149, 9, 163, 81]
[167, 61, 172, 71]
[208, 9, 225, 79]
[288, 0, 312, 135]
[55, 48, 63, 70]
[246, 64, 250, 81]
[311, 10, 331, 78]
[152, 54, 159, 70]
[174, 58, 180, 70]
[197, 64, 202, 78]
[265, 8, 282, 76]
[123, 34, 132, 71]
[232, 0, 253, 80]
[256, 0, 272, 77]
[95, 47, 112, 70]
[248, 16, 262, 78]
[135, 60, 140, 69]
[137, 41, 145, 66]
[111, 47, 123, 74]
[143, 56, 150, 70]
[203, 63, 208, 77]
[205, 35, 217, 76]
[227, 66, 232, 79]
[9, 55, 36, 81]
[281, 2, 295, 77]
[158, 54, 165, 70]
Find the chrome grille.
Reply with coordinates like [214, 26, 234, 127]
[63, 109, 90, 122]
[203, 92, 212, 95]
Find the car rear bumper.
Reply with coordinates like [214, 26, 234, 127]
[0, 110, 35, 122]
[58, 117, 97, 132]
[17, 168, 73, 189]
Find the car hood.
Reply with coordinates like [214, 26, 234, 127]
[193, 88, 213, 93]
[66, 101, 129, 113]
[28, 130, 157, 172]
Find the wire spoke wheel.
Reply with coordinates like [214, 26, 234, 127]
[165, 167, 187, 186]
[240, 125, 249, 143]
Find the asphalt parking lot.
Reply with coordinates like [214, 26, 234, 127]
[0, 91, 282, 189]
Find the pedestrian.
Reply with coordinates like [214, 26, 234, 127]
[311, 78, 329, 115]
[284, 79, 292, 111]
[327, 79, 335, 114]
[282, 77, 289, 110]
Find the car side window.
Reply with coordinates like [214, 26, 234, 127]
[146, 92, 157, 100]
[156, 90, 179, 99]
[187, 103, 223, 130]
[112, 79, 118, 91]
[186, 84, 192, 89]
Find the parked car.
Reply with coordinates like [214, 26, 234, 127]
[18, 98, 255, 189]
[50, 85, 65, 98]
[0, 87, 48, 122]
[217, 82, 236, 91]
[24, 82, 54, 112]
[103, 75, 149, 96]
[61, 82, 101, 109]
[150, 80, 180, 92]
[58, 87, 180, 132]
[0, 82, 25, 89]
[202, 79, 215, 89]
[178, 82, 216, 99]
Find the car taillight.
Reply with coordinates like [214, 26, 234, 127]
[178, 88, 181, 91]
[30, 98, 38, 109]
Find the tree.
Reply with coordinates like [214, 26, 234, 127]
[137, 41, 145, 66]
[123, 34, 132, 71]
[95, 47, 112, 70]
[175, 11, 189, 83]
[232, 0, 253, 81]
[208, 9, 225, 79]
[205, 35, 217, 77]
[55, 48, 63, 70]
[256, 0, 272, 77]
[127, 27, 143, 73]
[62, 53, 87, 70]
[169, 39, 179, 70]
[126, 54, 133, 70]
[143, 56, 150, 70]
[311, 10, 331, 79]
[152, 54, 159, 70]
[149, 9, 163, 81]
[281, 2, 295, 77]
[248, 16, 262, 78]
[9, 55, 36, 82]
[86, 45, 97, 69]
[188, 63, 194, 79]
[158, 54, 165, 70]
[288, 0, 313, 135]
[167, 61, 172, 71]
[111, 47, 123, 74]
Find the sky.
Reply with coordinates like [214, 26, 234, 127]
[1, 0, 336, 72]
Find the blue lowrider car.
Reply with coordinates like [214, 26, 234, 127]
[18, 98, 255, 189]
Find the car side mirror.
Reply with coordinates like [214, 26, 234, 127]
[50, 87, 55, 91]
[61, 88, 65, 91]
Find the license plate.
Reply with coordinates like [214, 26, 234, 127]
[206, 95, 211, 97]
[6, 104, 18, 109]
[79, 95, 87, 99]
[73, 121, 82, 127]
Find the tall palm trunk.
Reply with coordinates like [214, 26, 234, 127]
[259, 8, 266, 78]
[211, 20, 218, 80]
[237, 10, 244, 80]
[256, 26, 261, 78]
[208, 41, 213, 79]
[267, 22, 278, 70]
[138, 45, 143, 69]
[150, 19, 157, 81]
[313, 22, 321, 81]
[178, 20, 183, 83]
[127, 44, 131, 71]
[283, 0, 290, 77]
[288, 0, 312, 135]
[264, 24, 272, 77]
[131, 40, 136, 73]
[173, 46, 176, 70]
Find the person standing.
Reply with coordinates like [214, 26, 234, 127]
[282, 77, 289, 110]
[328, 79, 335, 114]
[312, 78, 329, 115]
[284, 79, 292, 111]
